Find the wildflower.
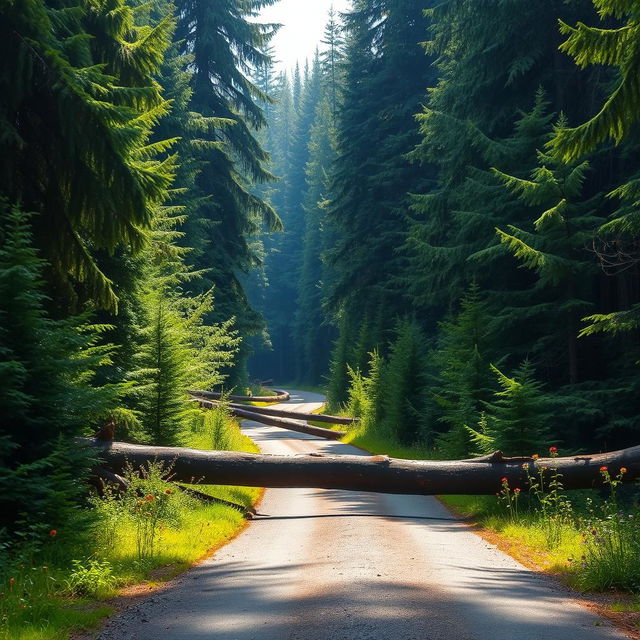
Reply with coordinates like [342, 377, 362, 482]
[599, 466, 607, 472]
[620, 467, 627, 474]
[165, 489, 172, 495]
[522, 463, 528, 469]
[532, 454, 539, 460]
[501, 477, 508, 484]
[514, 488, 521, 494]
[549, 446, 558, 453]
[8, 578, 14, 586]
[49, 529, 57, 537]
[145, 494, 155, 501]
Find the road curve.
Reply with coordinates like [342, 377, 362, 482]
[98, 390, 628, 640]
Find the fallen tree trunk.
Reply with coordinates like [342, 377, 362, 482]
[194, 398, 347, 440]
[86, 440, 640, 495]
[191, 396, 357, 426]
[190, 389, 290, 403]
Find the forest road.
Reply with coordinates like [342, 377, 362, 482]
[98, 390, 629, 640]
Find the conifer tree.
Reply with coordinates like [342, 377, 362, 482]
[382, 320, 429, 446]
[0, 0, 176, 310]
[0, 205, 120, 541]
[293, 96, 338, 383]
[550, 0, 640, 162]
[325, 0, 436, 391]
[494, 130, 601, 384]
[432, 285, 496, 458]
[469, 362, 551, 456]
[175, 0, 281, 386]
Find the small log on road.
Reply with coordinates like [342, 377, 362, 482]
[85, 440, 640, 495]
[191, 396, 357, 426]
[194, 398, 347, 440]
[190, 389, 291, 403]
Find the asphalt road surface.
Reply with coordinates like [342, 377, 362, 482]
[98, 390, 628, 640]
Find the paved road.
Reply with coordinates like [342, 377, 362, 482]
[99, 390, 627, 640]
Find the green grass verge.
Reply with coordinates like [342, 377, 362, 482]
[0, 410, 262, 640]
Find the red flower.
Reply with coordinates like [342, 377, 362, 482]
[620, 467, 627, 474]
[165, 489, 172, 495]
[599, 466, 608, 472]
[145, 494, 155, 501]
[49, 529, 57, 537]
[549, 446, 558, 453]
[514, 488, 521, 494]
[501, 477, 508, 484]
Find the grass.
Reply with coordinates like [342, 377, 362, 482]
[0, 407, 262, 640]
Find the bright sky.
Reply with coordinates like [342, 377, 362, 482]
[259, 0, 352, 73]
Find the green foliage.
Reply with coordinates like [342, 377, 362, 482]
[381, 320, 428, 446]
[550, 0, 640, 162]
[0, 206, 122, 544]
[175, 0, 281, 387]
[470, 361, 551, 456]
[65, 558, 117, 598]
[0, 0, 176, 309]
[433, 286, 496, 458]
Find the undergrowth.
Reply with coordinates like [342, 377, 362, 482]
[0, 406, 260, 640]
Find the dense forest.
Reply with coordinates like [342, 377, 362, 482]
[250, 0, 640, 459]
[2, 0, 640, 622]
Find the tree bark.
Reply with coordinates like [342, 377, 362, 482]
[190, 389, 291, 403]
[192, 396, 357, 426]
[85, 439, 640, 496]
[193, 398, 347, 440]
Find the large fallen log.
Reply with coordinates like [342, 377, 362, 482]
[190, 389, 291, 403]
[191, 396, 357, 426]
[86, 440, 640, 495]
[193, 398, 347, 440]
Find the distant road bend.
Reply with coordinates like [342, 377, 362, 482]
[99, 390, 628, 640]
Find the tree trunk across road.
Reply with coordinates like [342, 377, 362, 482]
[87, 439, 639, 496]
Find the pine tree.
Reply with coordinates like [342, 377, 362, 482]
[432, 285, 496, 458]
[494, 125, 602, 384]
[382, 320, 429, 446]
[470, 361, 551, 456]
[325, 0, 436, 395]
[293, 96, 338, 383]
[175, 0, 281, 386]
[0, 0, 176, 310]
[550, 0, 640, 162]
[0, 205, 121, 542]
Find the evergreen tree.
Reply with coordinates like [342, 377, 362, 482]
[325, 0, 437, 390]
[470, 362, 551, 456]
[0, 0, 175, 310]
[494, 129, 601, 384]
[550, 0, 640, 162]
[0, 206, 120, 542]
[382, 320, 429, 446]
[432, 285, 496, 458]
[293, 96, 339, 383]
[175, 0, 281, 386]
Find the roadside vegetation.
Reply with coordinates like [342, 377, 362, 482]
[0, 406, 260, 640]
[337, 370, 640, 596]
